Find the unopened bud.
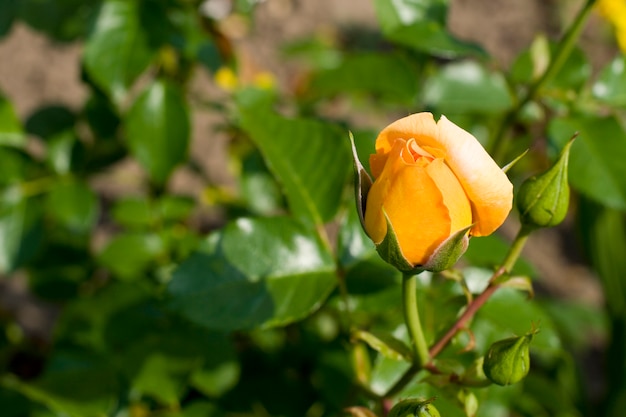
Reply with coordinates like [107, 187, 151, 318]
[482, 332, 535, 386]
[517, 138, 574, 229]
[389, 398, 440, 417]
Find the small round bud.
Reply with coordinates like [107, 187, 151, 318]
[482, 333, 534, 386]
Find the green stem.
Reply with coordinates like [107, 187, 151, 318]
[402, 273, 430, 368]
[489, 0, 597, 162]
[501, 225, 532, 273]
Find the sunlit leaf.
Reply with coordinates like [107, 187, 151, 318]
[374, 0, 484, 58]
[549, 115, 626, 210]
[168, 217, 337, 331]
[422, 60, 513, 114]
[0, 193, 42, 273]
[84, 0, 154, 101]
[238, 95, 351, 224]
[593, 54, 626, 107]
[0, 93, 24, 147]
[125, 80, 190, 185]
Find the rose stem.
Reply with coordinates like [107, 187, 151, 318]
[403, 272, 431, 368]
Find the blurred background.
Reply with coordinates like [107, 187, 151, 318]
[0, 0, 625, 416]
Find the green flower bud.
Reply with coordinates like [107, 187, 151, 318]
[388, 398, 440, 417]
[482, 332, 534, 386]
[516, 138, 574, 229]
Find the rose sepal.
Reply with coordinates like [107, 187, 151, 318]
[375, 210, 472, 273]
[349, 132, 372, 230]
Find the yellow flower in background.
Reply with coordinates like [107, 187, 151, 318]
[214, 66, 239, 91]
[253, 71, 277, 90]
[596, 0, 626, 51]
[214, 67, 276, 91]
[362, 113, 513, 266]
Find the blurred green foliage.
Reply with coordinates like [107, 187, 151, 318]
[0, 0, 624, 416]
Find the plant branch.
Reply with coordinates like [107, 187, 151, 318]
[428, 225, 531, 361]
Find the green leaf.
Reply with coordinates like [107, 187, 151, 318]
[125, 80, 190, 185]
[186, 402, 226, 417]
[309, 52, 418, 102]
[593, 54, 626, 107]
[542, 298, 607, 351]
[239, 150, 285, 215]
[45, 130, 84, 175]
[46, 180, 99, 233]
[112, 197, 154, 229]
[0, 193, 42, 273]
[55, 282, 150, 350]
[352, 329, 412, 361]
[578, 200, 626, 316]
[3, 350, 118, 417]
[104, 300, 239, 404]
[168, 7, 221, 72]
[158, 195, 195, 222]
[368, 354, 412, 396]
[17, 0, 100, 42]
[0, 148, 31, 185]
[0, 93, 24, 147]
[374, 0, 484, 58]
[168, 217, 337, 331]
[238, 98, 351, 224]
[25, 105, 75, 140]
[84, 0, 155, 101]
[120, 336, 200, 405]
[549, 115, 626, 210]
[0, 0, 17, 38]
[422, 60, 513, 114]
[98, 232, 165, 279]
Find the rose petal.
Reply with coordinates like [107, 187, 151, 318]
[436, 115, 513, 236]
[426, 158, 473, 234]
[364, 139, 451, 265]
[374, 113, 512, 236]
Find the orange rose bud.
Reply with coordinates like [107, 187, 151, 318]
[351, 113, 513, 272]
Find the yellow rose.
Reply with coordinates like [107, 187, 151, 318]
[362, 113, 513, 267]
